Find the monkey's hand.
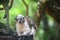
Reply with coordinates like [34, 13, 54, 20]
[22, 28, 31, 36]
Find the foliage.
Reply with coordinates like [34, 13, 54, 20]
[0, 0, 57, 40]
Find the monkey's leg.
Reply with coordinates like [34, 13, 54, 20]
[3, 3, 10, 34]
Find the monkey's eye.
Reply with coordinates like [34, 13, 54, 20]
[23, 17, 24, 19]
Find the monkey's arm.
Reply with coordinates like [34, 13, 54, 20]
[22, 28, 31, 35]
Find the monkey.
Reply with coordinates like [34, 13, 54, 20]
[15, 14, 37, 36]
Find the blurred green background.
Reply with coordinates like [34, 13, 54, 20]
[0, 0, 57, 40]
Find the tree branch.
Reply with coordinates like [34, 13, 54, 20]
[22, 0, 29, 16]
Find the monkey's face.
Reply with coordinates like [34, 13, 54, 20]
[15, 15, 25, 23]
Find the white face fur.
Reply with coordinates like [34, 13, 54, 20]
[16, 15, 25, 23]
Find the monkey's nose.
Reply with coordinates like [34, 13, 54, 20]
[19, 21, 21, 23]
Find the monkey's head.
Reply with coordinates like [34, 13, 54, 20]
[15, 14, 25, 23]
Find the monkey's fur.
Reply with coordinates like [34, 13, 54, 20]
[15, 15, 37, 36]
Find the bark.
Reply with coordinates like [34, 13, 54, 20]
[3, 3, 10, 34]
[0, 0, 13, 10]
